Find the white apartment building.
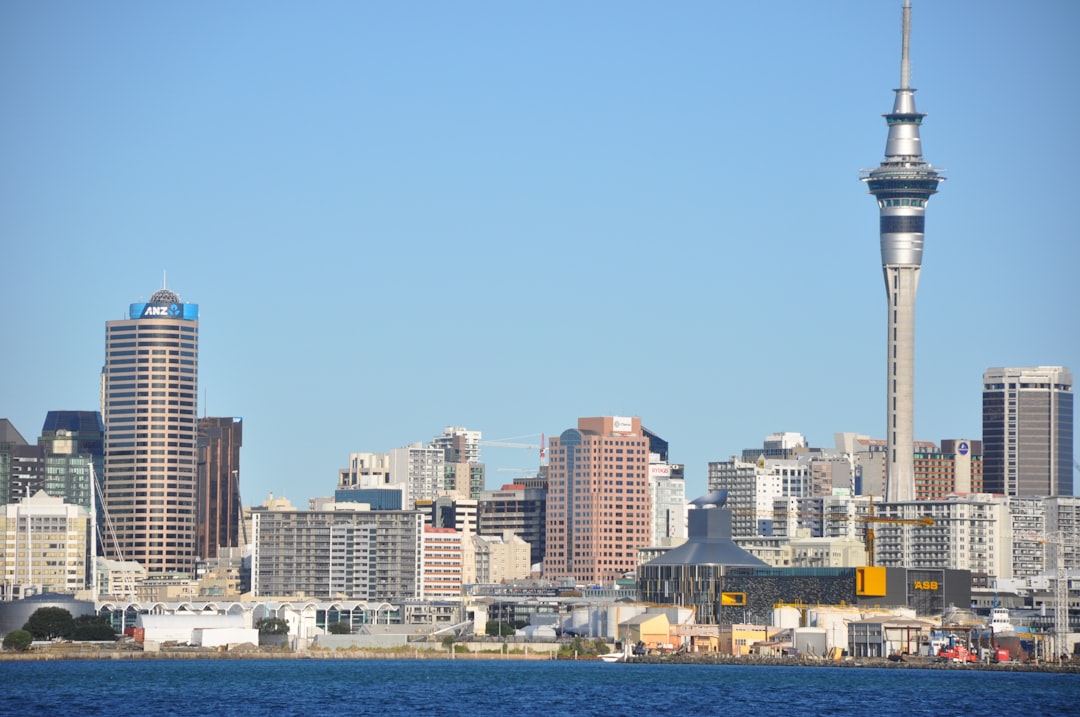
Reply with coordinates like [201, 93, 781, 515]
[1, 491, 89, 599]
[252, 503, 423, 600]
[708, 457, 811, 537]
[871, 496, 1011, 579]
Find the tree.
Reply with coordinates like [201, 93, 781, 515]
[3, 629, 32, 652]
[255, 617, 290, 635]
[23, 607, 75, 640]
[485, 620, 515, 637]
[69, 615, 117, 642]
[326, 621, 351, 635]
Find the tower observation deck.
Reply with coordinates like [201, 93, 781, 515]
[860, 1, 944, 502]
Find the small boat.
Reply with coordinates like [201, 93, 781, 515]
[600, 642, 631, 662]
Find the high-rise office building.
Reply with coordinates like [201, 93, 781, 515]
[982, 366, 1074, 497]
[102, 288, 199, 574]
[543, 416, 651, 585]
[196, 416, 243, 559]
[37, 411, 105, 512]
[861, 1, 944, 502]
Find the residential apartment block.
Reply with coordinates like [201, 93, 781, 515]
[252, 503, 423, 600]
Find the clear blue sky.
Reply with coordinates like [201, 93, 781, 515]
[3, 1, 1078, 502]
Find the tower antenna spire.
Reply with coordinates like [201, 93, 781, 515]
[860, 1, 944, 504]
[900, 0, 912, 89]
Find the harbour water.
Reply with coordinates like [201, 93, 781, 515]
[5, 658, 1078, 716]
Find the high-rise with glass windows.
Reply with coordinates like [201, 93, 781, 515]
[982, 366, 1073, 497]
[102, 288, 199, 573]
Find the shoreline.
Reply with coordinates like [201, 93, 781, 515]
[4, 646, 1079, 673]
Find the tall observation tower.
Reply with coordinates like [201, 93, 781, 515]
[861, 1, 944, 502]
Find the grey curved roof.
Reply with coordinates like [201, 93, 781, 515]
[150, 288, 180, 303]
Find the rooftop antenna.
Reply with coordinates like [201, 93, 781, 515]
[163, 269, 167, 290]
[900, 0, 912, 89]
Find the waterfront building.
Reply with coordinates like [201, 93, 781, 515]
[982, 366, 1074, 497]
[639, 492, 970, 624]
[1, 491, 89, 599]
[543, 416, 652, 585]
[860, 1, 945, 503]
[251, 502, 423, 600]
[101, 287, 199, 574]
[477, 482, 546, 567]
[196, 416, 243, 559]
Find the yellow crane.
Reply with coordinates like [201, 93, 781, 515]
[861, 497, 934, 567]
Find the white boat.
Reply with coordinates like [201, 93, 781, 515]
[600, 642, 631, 662]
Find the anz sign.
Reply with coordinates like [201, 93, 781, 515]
[130, 302, 197, 321]
[141, 304, 181, 318]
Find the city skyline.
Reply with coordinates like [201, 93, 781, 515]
[3, 2, 1077, 502]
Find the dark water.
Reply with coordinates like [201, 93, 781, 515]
[5, 659, 1078, 716]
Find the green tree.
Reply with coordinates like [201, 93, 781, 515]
[326, 621, 351, 635]
[69, 615, 117, 642]
[441, 634, 456, 651]
[23, 607, 75, 640]
[255, 617, 290, 635]
[3, 629, 33, 651]
[485, 620, 515, 637]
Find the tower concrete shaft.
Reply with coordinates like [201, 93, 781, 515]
[861, 1, 944, 502]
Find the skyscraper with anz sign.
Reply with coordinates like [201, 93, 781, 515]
[102, 288, 199, 574]
[861, 1, 944, 502]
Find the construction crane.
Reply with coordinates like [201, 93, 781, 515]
[479, 433, 547, 463]
[1035, 531, 1068, 664]
[860, 496, 934, 567]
